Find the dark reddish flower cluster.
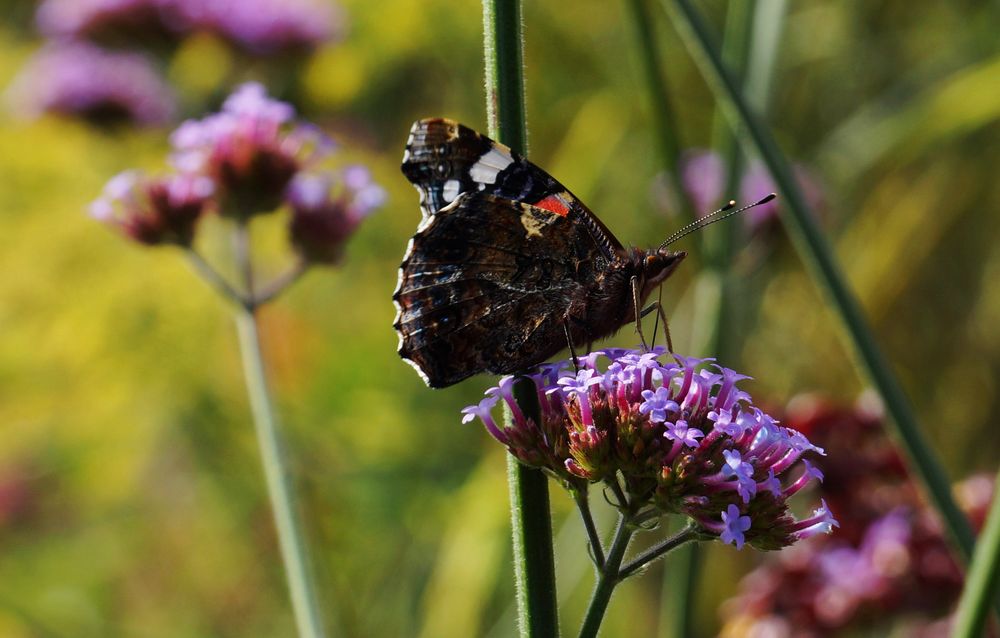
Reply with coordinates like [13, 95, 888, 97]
[463, 349, 837, 551]
[719, 396, 996, 637]
[92, 83, 384, 261]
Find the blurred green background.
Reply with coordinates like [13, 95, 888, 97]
[1, 1, 999, 636]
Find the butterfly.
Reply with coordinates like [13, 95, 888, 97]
[393, 118, 770, 388]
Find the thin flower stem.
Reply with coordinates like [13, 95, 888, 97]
[484, 1, 559, 636]
[573, 488, 606, 569]
[619, 524, 700, 580]
[577, 514, 635, 638]
[661, 0, 978, 564]
[952, 473, 1000, 638]
[184, 249, 250, 309]
[233, 219, 255, 301]
[607, 476, 630, 511]
[232, 226, 328, 638]
[255, 258, 310, 307]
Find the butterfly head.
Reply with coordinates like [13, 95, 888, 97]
[639, 249, 687, 297]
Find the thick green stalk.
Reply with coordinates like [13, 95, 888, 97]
[661, 0, 977, 562]
[484, 2, 558, 636]
[953, 473, 1000, 638]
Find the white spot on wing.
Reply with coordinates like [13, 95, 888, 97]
[442, 179, 461, 203]
[468, 148, 514, 184]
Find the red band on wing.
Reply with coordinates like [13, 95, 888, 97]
[533, 194, 571, 217]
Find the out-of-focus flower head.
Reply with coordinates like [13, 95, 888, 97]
[90, 170, 214, 245]
[655, 149, 824, 231]
[287, 166, 386, 265]
[36, 0, 186, 48]
[174, 0, 341, 54]
[462, 349, 836, 551]
[36, 0, 340, 53]
[170, 82, 335, 218]
[5, 42, 176, 127]
[719, 395, 997, 637]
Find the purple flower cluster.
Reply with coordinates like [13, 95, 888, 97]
[462, 348, 837, 551]
[92, 83, 384, 261]
[12, 0, 341, 127]
[36, 0, 338, 53]
[5, 42, 175, 126]
[170, 82, 340, 217]
[656, 149, 824, 230]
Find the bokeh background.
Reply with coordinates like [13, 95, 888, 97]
[1, 0, 998, 636]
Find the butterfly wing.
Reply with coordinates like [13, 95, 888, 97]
[401, 118, 624, 256]
[394, 191, 619, 388]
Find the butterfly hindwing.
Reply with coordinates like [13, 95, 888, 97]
[393, 191, 618, 387]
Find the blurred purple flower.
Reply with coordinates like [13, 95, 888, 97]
[655, 149, 824, 230]
[463, 349, 835, 551]
[5, 42, 176, 126]
[170, 82, 335, 217]
[36, 0, 187, 47]
[287, 167, 386, 264]
[174, 0, 341, 54]
[90, 170, 214, 245]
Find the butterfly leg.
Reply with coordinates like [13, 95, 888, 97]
[563, 318, 581, 373]
[639, 302, 674, 353]
[631, 275, 651, 351]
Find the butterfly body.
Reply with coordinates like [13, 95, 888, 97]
[394, 118, 685, 388]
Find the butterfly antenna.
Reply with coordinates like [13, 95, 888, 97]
[659, 193, 777, 249]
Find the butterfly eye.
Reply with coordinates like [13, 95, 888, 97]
[435, 161, 449, 177]
[645, 255, 656, 266]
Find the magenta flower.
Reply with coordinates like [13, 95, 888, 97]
[170, 82, 335, 217]
[90, 170, 214, 245]
[5, 42, 176, 126]
[286, 167, 386, 265]
[462, 349, 836, 551]
[173, 0, 341, 54]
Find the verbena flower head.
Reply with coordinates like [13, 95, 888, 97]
[463, 349, 837, 551]
[5, 42, 176, 127]
[174, 0, 340, 54]
[170, 82, 335, 218]
[90, 170, 213, 245]
[287, 167, 386, 265]
[36, 0, 186, 48]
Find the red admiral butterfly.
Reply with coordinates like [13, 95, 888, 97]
[394, 118, 772, 388]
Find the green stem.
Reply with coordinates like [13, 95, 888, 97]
[953, 472, 1000, 638]
[255, 258, 310, 306]
[619, 524, 699, 580]
[236, 311, 328, 638]
[625, 0, 695, 224]
[484, 2, 558, 636]
[185, 249, 249, 310]
[661, 0, 977, 563]
[577, 515, 635, 638]
[574, 488, 606, 569]
[230, 221, 328, 638]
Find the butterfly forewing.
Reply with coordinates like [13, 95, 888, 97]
[393, 192, 617, 387]
[401, 118, 624, 257]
